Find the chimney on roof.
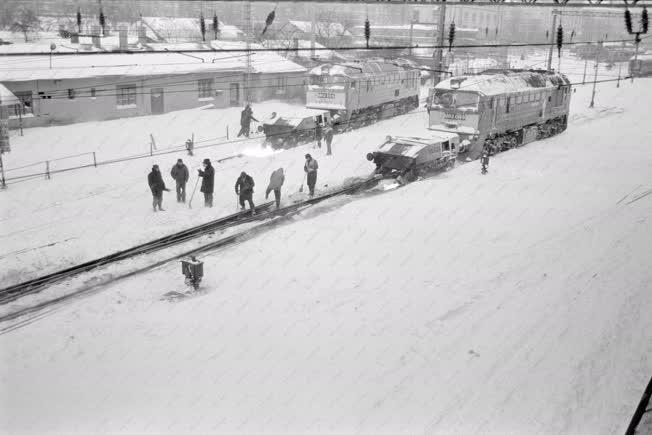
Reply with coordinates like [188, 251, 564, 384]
[119, 27, 128, 50]
[92, 25, 101, 48]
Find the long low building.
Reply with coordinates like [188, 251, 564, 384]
[0, 41, 307, 127]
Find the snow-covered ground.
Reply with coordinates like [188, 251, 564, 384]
[1, 72, 651, 433]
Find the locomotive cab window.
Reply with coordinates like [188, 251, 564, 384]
[351, 81, 357, 89]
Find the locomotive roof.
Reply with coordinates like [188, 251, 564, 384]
[378, 133, 458, 156]
[309, 60, 412, 78]
[434, 70, 570, 97]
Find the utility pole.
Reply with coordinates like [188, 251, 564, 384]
[409, 20, 414, 57]
[589, 40, 602, 108]
[310, 5, 316, 60]
[433, 2, 446, 85]
[547, 9, 558, 71]
[244, 0, 251, 103]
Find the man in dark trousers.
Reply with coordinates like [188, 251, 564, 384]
[265, 168, 285, 209]
[170, 158, 189, 202]
[314, 121, 322, 149]
[324, 123, 334, 156]
[235, 171, 256, 214]
[304, 153, 319, 197]
[198, 158, 215, 207]
[148, 164, 169, 212]
[237, 104, 258, 138]
[481, 150, 490, 175]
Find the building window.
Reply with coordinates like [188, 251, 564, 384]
[198, 78, 214, 99]
[13, 91, 33, 116]
[67, 88, 76, 99]
[276, 76, 287, 94]
[90, 88, 97, 98]
[116, 84, 137, 106]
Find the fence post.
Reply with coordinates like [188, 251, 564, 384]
[226, 125, 229, 140]
[45, 160, 51, 179]
[0, 152, 7, 189]
[93, 152, 97, 167]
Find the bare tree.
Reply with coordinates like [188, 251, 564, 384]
[11, 7, 40, 42]
[315, 11, 354, 46]
[0, 1, 19, 30]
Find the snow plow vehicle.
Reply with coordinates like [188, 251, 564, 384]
[366, 133, 459, 182]
[259, 109, 331, 149]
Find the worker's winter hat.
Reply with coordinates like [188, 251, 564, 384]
[177, 158, 183, 163]
[305, 153, 311, 159]
[152, 164, 159, 170]
[203, 158, 210, 164]
[240, 171, 246, 177]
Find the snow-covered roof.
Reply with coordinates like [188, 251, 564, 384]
[0, 42, 306, 82]
[142, 17, 243, 42]
[261, 39, 344, 60]
[0, 83, 19, 106]
[288, 21, 352, 37]
[435, 70, 570, 97]
[309, 60, 414, 78]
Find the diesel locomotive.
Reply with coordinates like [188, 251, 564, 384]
[426, 69, 572, 158]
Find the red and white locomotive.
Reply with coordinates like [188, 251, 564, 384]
[427, 69, 572, 158]
[306, 60, 420, 130]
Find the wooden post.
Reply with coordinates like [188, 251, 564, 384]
[546, 10, 558, 72]
[149, 133, 156, 156]
[45, 160, 51, 179]
[226, 125, 229, 140]
[589, 41, 602, 108]
[0, 152, 7, 189]
[93, 151, 97, 167]
[582, 58, 588, 85]
[617, 63, 622, 88]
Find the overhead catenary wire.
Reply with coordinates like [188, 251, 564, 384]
[0, 37, 642, 57]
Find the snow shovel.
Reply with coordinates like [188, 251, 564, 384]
[299, 173, 306, 193]
[188, 177, 200, 209]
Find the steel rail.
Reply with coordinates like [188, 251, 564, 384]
[0, 176, 380, 307]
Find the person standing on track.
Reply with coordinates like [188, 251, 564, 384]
[170, 158, 189, 203]
[481, 150, 490, 175]
[198, 158, 215, 207]
[148, 164, 169, 212]
[324, 123, 334, 156]
[314, 121, 323, 149]
[304, 153, 319, 197]
[265, 168, 285, 209]
[235, 171, 256, 214]
[237, 104, 258, 138]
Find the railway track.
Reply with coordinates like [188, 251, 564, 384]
[0, 176, 381, 308]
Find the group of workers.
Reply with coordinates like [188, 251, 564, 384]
[147, 154, 320, 213]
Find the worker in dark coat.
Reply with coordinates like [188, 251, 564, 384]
[148, 164, 169, 212]
[237, 104, 258, 138]
[170, 158, 189, 202]
[324, 124, 334, 155]
[314, 121, 323, 149]
[481, 150, 490, 175]
[265, 168, 285, 209]
[198, 158, 215, 207]
[235, 171, 256, 213]
[304, 153, 319, 197]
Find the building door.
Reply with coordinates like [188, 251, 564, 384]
[151, 88, 164, 114]
[229, 83, 239, 106]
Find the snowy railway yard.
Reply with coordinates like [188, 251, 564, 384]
[0, 4, 652, 426]
[1, 64, 651, 433]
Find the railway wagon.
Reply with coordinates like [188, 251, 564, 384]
[306, 60, 420, 131]
[427, 69, 571, 159]
[629, 54, 652, 77]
